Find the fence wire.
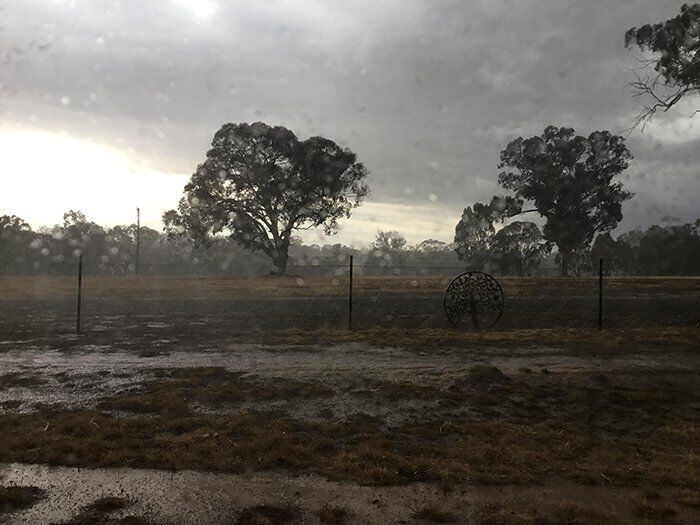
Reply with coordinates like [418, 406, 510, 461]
[0, 256, 698, 337]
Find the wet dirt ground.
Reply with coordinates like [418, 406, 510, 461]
[1, 341, 699, 523]
[1, 462, 690, 525]
[1, 342, 696, 422]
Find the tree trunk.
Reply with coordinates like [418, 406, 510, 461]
[561, 251, 570, 277]
[271, 249, 289, 276]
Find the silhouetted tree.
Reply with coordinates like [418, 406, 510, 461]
[453, 203, 494, 271]
[164, 122, 369, 275]
[555, 246, 592, 277]
[618, 229, 644, 247]
[498, 126, 633, 276]
[60, 209, 106, 261]
[415, 239, 449, 253]
[0, 214, 32, 267]
[625, 3, 700, 126]
[365, 230, 409, 272]
[491, 221, 551, 276]
[591, 233, 618, 275]
[0, 214, 30, 233]
[637, 223, 700, 275]
[590, 232, 639, 275]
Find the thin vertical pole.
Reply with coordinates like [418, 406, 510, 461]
[598, 258, 603, 331]
[348, 255, 353, 330]
[135, 207, 140, 277]
[76, 254, 83, 334]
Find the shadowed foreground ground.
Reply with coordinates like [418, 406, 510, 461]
[0, 337, 698, 524]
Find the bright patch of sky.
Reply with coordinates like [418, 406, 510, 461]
[0, 126, 186, 230]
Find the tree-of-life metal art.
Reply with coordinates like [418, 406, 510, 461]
[444, 271, 504, 329]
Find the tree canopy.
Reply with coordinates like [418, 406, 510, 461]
[164, 122, 369, 275]
[453, 202, 496, 270]
[365, 230, 408, 269]
[491, 221, 551, 277]
[0, 211, 696, 277]
[625, 3, 700, 125]
[497, 126, 633, 276]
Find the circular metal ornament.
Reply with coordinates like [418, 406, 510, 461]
[444, 271, 504, 329]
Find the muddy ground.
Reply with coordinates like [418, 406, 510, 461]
[1, 340, 698, 524]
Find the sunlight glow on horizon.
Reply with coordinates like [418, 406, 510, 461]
[0, 127, 188, 230]
[0, 126, 457, 247]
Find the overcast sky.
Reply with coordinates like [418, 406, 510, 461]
[1, 0, 698, 246]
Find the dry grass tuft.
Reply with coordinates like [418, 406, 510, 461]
[412, 506, 457, 523]
[553, 502, 622, 524]
[634, 492, 678, 520]
[475, 500, 625, 525]
[475, 501, 543, 525]
[465, 365, 510, 385]
[317, 505, 350, 524]
[0, 485, 45, 514]
[52, 495, 152, 525]
[1, 408, 696, 489]
[84, 496, 131, 514]
[237, 504, 299, 525]
[99, 367, 332, 416]
[674, 488, 700, 510]
[249, 326, 700, 352]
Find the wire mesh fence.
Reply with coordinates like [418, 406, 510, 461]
[0, 256, 698, 338]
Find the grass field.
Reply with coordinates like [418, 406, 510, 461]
[1, 276, 698, 339]
[0, 276, 698, 523]
[2, 275, 699, 299]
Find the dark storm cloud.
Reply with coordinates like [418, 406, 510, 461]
[1, 0, 698, 235]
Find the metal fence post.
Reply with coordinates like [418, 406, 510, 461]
[135, 207, 140, 277]
[348, 255, 353, 330]
[598, 258, 603, 330]
[76, 254, 83, 334]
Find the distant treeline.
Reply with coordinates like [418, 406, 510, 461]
[0, 211, 698, 277]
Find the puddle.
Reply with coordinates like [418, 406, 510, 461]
[0, 462, 659, 525]
[1, 342, 696, 416]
